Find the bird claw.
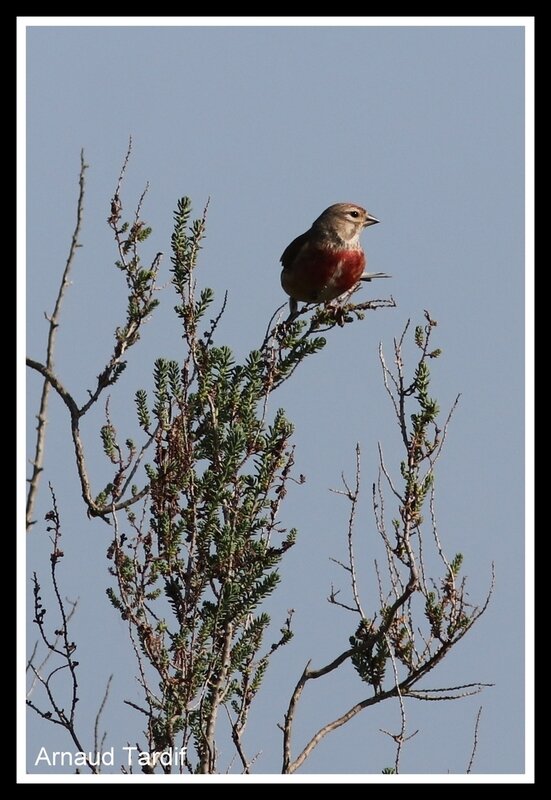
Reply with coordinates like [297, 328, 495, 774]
[322, 301, 349, 327]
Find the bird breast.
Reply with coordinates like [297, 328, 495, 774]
[280, 247, 366, 303]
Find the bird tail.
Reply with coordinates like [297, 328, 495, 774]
[360, 272, 391, 281]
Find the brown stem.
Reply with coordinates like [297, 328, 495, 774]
[199, 621, 234, 773]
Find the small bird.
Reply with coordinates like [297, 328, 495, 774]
[280, 202, 389, 315]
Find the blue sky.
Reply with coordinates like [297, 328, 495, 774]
[23, 20, 530, 780]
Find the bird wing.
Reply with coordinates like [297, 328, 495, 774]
[280, 231, 311, 271]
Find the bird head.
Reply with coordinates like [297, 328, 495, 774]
[312, 203, 379, 244]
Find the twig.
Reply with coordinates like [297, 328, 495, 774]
[347, 445, 364, 617]
[27, 487, 98, 773]
[377, 443, 404, 504]
[26, 357, 151, 518]
[426, 393, 461, 470]
[378, 338, 407, 448]
[26, 598, 79, 699]
[26, 150, 87, 529]
[114, 136, 132, 200]
[429, 485, 454, 577]
[260, 304, 287, 351]
[373, 471, 404, 597]
[327, 584, 357, 613]
[25, 359, 79, 415]
[93, 674, 113, 758]
[225, 704, 251, 775]
[329, 443, 364, 617]
[28, 141, 162, 521]
[381, 634, 419, 773]
[379, 725, 419, 772]
[466, 706, 483, 773]
[408, 683, 493, 701]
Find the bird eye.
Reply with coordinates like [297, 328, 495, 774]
[349, 210, 359, 218]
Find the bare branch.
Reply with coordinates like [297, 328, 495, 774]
[123, 699, 151, 718]
[285, 691, 384, 774]
[27, 488, 98, 773]
[427, 393, 461, 470]
[114, 136, 133, 200]
[327, 584, 357, 613]
[384, 633, 408, 773]
[26, 597, 79, 700]
[282, 317, 494, 773]
[26, 357, 151, 519]
[225, 703, 251, 775]
[408, 684, 493, 701]
[329, 444, 364, 616]
[348, 445, 364, 617]
[466, 706, 483, 773]
[94, 674, 113, 757]
[377, 442, 404, 504]
[26, 358, 79, 416]
[26, 150, 87, 529]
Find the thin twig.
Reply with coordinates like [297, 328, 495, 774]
[93, 674, 113, 757]
[388, 634, 406, 773]
[429, 485, 454, 577]
[348, 445, 364, 617]
[26, 357, 151, 519]
[408, 683, 493, 701]
[26, 150, 87, 529]
[225, 705, 251, 774]
[466, 706, 483, 773]
[382, 634, 419, 773]
[27, 488, 98, 774]
[114, 136, 133, 200]
[377, 443, 404, 504]
[26, 598, 79, 699]
[28, 141, 162, 522]
[426, 393, 461, 471]
[329, 444, 364, 616]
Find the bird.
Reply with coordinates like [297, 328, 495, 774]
[280, 202, 389, 316]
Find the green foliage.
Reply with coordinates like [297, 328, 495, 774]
[425, 591, 444, 638]
[450, 553, 464, 576]
[100, 425, 118, 463]
[349, 618, 384, 690]
[105, 198, 317, 772]
[94, 483, 115, 507]
[135, 389, 151, 431]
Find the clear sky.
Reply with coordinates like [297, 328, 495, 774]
[24, 20, 529, 780]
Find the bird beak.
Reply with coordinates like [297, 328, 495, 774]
[364, 213, 379, 227]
